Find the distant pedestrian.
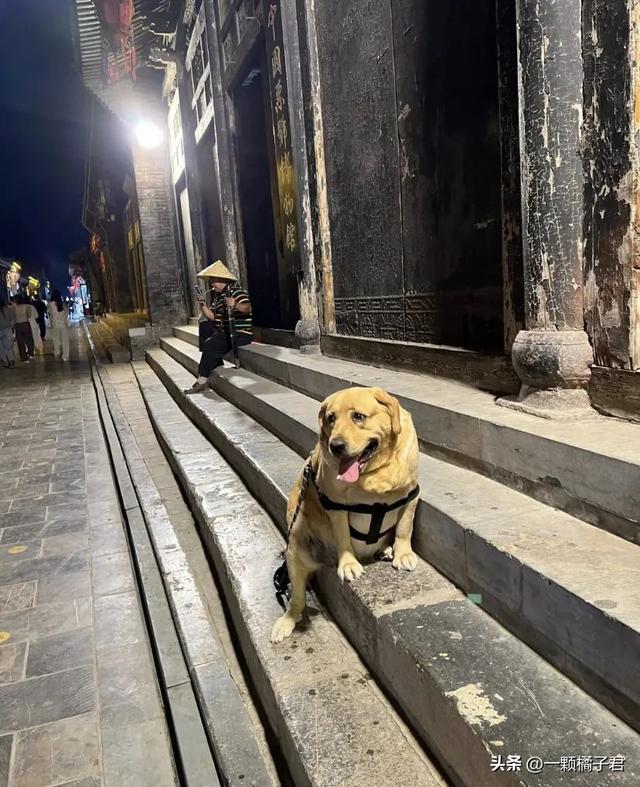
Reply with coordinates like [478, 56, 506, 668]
[48, 289, 70, 361]
[31, 296, 47, 341]
[0, 295, 16, 368]
[12, 294, 37, 363]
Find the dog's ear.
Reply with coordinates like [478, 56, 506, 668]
[317, 398, 329, 439]
[372, 388, 401, 436]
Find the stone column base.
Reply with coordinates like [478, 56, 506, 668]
[497, 386, 601, 421]
[497, 329, 599, 420]
[295, 318, 321, 355]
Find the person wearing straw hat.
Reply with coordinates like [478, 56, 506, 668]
[185, 260, 253, 394]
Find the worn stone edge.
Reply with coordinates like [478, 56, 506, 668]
[94, 363, 280, 787]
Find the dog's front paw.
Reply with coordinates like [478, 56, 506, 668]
[271, 614, 297, 644]
[338, 556, 364, 582]
[393, 549, 418, 571]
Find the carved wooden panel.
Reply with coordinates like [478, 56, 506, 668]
[334, 294, 437, 344]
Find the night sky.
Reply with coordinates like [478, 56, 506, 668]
[0, 0, 89, 291]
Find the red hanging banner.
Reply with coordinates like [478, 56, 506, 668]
[95, 0, 136, 83]
[95, 0, 133, 47]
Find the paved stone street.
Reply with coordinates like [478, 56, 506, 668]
[0, 330, 176, 787]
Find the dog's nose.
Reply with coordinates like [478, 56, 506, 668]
[329, 439, 346, 457]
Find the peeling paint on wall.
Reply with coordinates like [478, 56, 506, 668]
[305, 0, 335, 333]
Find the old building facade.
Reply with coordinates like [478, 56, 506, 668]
[71, 0, 640, 419]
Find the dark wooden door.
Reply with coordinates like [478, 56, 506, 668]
[315, 0, 504, 352]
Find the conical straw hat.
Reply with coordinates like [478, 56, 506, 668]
[196, 260, 236, 281]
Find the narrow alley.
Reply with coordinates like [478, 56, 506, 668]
[1, 0, 640, 785]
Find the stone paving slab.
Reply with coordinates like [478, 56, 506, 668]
[0, 332, 177, 787]
[99, 362, 279, 786]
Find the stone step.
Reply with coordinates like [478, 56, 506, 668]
[161, 335, 234, 377]
[95, 362, 281, 786]
[86, 321, 130, 363]
[161, 334, 640, 728]
[174, 324, 199, 347]
[145, 347, 640, 787]
[137, 352, 447, 787]
[211, 365, 640, 730]
[89, 363, 222, 787]
[173, 323, 298, 351]
[239, 344, 640, 545]
[161, 335, 201, 374]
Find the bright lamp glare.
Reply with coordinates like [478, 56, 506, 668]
[135, 121, 163, 149]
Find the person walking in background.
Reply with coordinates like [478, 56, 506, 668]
[47, 289, 70, 361]
[12, 294, 36, 363]
[0, 295, 16, 368]
[32, 296, 47, 342]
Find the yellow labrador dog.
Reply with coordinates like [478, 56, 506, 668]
[271, 387, 420, 643]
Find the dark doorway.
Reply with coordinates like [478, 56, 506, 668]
[315, 0, 504, 353]
[177, 185, 198, 317]
[195, 126, 225, 265]
[232, 45, 298, 329]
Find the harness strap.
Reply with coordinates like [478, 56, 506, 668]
[274, 462, 420, 598]
[314, 481, 420, 546]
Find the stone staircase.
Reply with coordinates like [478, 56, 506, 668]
[86, 319, 130, 363]
[86, 313, 149, 363]
[134, 325, 639, 786]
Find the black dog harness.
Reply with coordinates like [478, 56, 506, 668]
[273, 459, 420, 603]
[313, 479, 420, 545]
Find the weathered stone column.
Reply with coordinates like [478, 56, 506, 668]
[278, 0, 322, 351]
[504, 0, 595, 417]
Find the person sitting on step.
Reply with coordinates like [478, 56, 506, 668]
[185, 261, 252, 395]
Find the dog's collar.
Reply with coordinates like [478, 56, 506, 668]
[312, 475, 420, 546]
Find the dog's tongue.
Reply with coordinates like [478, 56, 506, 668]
[337, 457, 360, 483]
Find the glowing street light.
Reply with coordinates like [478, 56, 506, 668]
[134, 121, 163, 149]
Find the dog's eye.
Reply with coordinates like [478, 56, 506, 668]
[326, 412, 336, 425]
[352, 412, 366, 423]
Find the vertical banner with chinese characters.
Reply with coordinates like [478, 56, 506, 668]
[263, 0, 302, 274]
